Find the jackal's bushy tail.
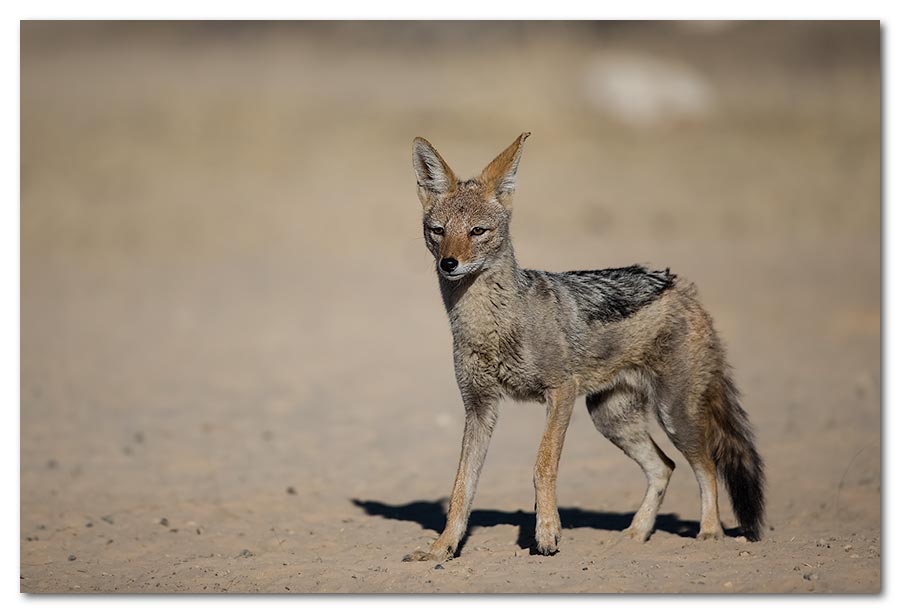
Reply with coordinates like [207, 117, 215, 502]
[706, 373, 766, 541]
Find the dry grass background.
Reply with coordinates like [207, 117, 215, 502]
[21, 21, 880, 593]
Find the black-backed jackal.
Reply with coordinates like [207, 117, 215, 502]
[404, 133, 765, 562]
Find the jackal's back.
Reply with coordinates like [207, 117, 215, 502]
[553, 265, 677, 325]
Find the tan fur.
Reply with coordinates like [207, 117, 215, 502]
[440, 233, 472, 264]
[479, 132, 530, 207]
[533, 379, 577, 554]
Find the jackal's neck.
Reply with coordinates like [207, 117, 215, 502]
[438, 242, 523, 316]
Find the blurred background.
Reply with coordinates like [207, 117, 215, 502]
[21, 21, 880, 593]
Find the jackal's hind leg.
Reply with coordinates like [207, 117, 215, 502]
[618, 434, 675, 542]
[686, 454, 724, 540]
[656, 400, 725, 541]
[587, 390, 675, 542]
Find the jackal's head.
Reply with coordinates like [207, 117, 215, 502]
[412, 133, 530, 281]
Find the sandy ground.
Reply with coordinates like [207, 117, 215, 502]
[20, 22, 881, 593]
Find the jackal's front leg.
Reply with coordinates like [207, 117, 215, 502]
[533, 380, 577, 555]
[403, 395, 499, 562]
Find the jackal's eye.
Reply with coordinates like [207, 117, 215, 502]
[429, 226, 444, 236]
[470, 227, 487, 236]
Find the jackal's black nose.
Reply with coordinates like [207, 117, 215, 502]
[440, 257, 459, 273]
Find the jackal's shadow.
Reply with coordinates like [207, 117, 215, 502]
[351, 498, 733, 552]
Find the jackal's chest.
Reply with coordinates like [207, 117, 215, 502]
[451, 319, 546, 401]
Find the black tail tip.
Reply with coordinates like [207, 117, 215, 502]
[723, 460, 765, 543]
[742, 525, 763, 542]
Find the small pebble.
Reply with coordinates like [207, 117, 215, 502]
[434, 564, 444, 570]
[286, 487, 297, 495]
[734, 536, 748, 543]
[238, 549, 253, 558]
[739, 551, 751, 557]
[159, 518, 169, 527]
[67, 554, 77, 561]
[803, 572, 818, 581]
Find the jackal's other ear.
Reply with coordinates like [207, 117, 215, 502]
[412, 137, 457, 206]
[479, 132, 531, 206]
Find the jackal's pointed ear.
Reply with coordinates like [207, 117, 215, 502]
[479, 132, 530, 207]
[412, 137, 457, 206]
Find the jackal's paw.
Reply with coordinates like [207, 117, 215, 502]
[533, 522, 561, 556]
[697, 529, 724, 541]
[534, 536, 560, 556]
[622, 526, 651, 543]
[402, 546, 454, 563]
